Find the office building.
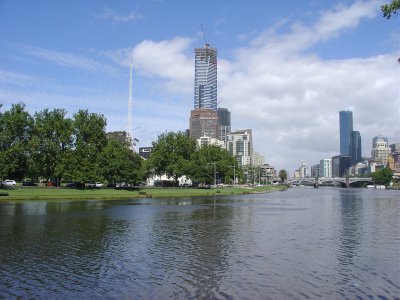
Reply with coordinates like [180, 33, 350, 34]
[319, 158, 332, 178]
[373, 135, 388, 148]
[390, 143, 400, 170]
[226, 129, 252, 167]
[332, 155, 351, 177]
[311, 164, 320, 178]
[197, 136, 225, 148]
[189, 109, 218, 140]
[217, 107, 231, 143]
[139, 147, 153, 160]
[194, 44, 217, 110]
[260, 164, 276, 183]
[252, 151, 265, 167]
[299, 161, 308, 177]
[339, 110, 353, 156]
[107, 131, 131, 147]
[371, 135, 391, 165]
[351, 131, 362, 165]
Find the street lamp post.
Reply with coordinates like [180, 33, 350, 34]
[229, 165, 236, 186]
[208, 162, 217, 188]
[250, 169, 256, 186]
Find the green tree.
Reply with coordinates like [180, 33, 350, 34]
[60, 109, 107, 185]
[381, 0, 400, 18]
[147, 131, 196, 185]
[97, 140, 144, 185]
[279, 169, 288, 183]
[189, 145, 238, 185]
[0, 103, 34, 180]
[371, 167, 393, 185]
[30, 108, 73, 185]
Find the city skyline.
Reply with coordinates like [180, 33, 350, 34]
[0, 0, 399, 174]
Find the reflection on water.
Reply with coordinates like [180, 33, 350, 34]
[0, 188, 399, 299]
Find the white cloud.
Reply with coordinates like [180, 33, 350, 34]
[3, 1, 398, 175]
[95, 7, 143, 23]
[217, 0, 398, 173]
[100, 1, 399, 173]
[12, 44, 117, 74]
[105, 37, 194, 95]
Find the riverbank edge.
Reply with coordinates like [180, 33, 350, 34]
[0, 185, 289, 201]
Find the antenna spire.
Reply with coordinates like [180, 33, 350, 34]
[201, 24, 209, 47]
[127, 54, 135, 151]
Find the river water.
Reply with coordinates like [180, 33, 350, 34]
[0, 187, 399, 299]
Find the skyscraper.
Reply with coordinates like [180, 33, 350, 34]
[339, 110, 353, 156]
[194, 44, 217, 110]
[351, 131, 362, 164]
[217, 107, 231, 143]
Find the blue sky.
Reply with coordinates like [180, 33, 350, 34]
[0, 0, 399, 174]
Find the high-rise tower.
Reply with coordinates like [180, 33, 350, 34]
[339, 110, 353, 156]
[194, 44, 217, 110]
[351, 130, 362, 164]
[217, 107, 231, 143]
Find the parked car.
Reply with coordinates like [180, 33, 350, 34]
[3, 180, 16, 187]
[22, 180, 37, 186]
[86, 182, 104, 189]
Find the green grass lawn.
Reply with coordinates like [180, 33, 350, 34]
[0, 185, 288, 201]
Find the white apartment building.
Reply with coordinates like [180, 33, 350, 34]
[226, 129, 252, 167]
[299, 161, 308, 177]
[252, 151, 265, 167]
[197, 136, 225, 148]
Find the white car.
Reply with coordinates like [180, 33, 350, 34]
[95, 182, 104, 188]
[3, 180, 16, 187]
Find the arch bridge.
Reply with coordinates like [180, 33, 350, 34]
[288, 177, 374, 188]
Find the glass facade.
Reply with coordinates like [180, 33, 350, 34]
[351, 131, 362, 165]
[217, 108, 231, 143]
[194, 45, 217, 110]
[339, 110, 353, 156]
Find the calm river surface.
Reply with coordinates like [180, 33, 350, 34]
[0, 187, 399, 299]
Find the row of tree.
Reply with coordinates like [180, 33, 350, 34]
[0, 103, 143, 186]
[0, 103, 246, 186]
[147, 131, 242, 185]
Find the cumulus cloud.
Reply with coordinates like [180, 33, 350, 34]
[3, 1, 397, 174]
[217, 1, 399, 172]
[106, 0, 397, 173]
[105, 37, 194, 95]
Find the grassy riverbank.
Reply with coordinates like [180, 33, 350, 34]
[0, 185, 288, 201]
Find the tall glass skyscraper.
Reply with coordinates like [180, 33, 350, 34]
[339, 110, 353, 156]
[351, 131, 362, 164]
[217, 107, 231, 143]
[194, 44, 217, 110]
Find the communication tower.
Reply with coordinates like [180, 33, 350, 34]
[127, 55, 135, 151]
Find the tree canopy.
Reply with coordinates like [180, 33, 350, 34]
[371, 167, 393, 185]
[0, 103, 143, 186]
[189, 145, 238, 185]
[279, 169, 288, 183]
[146, 132, 240, 186]
[146, 131, 196, 184]
[381, 0, 400, 18]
